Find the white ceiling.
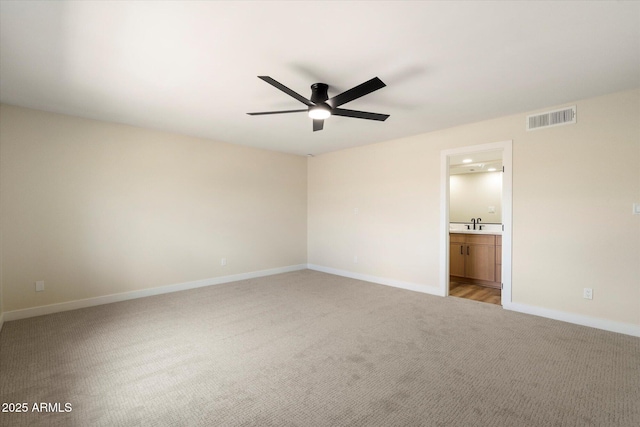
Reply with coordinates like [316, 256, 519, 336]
[1, 1, 638, 156]
[449, 150, 502, 175]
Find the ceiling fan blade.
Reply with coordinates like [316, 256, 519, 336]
[313, 119, 324, 132]
[332, 108, 389, 121]
[328, 77, 386, 108]
[247, 109, 307, 116]
[258, 76, 314, 107]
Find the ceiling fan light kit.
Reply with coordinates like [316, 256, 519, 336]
[308, 105, 331, 120]
[248, 76, 389, 132]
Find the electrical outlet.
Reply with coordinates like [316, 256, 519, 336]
[354, 255, 358, 263]
[35, 281, 44, 292]
[221, 257, 227, 266]
[583, 288, 593, 300]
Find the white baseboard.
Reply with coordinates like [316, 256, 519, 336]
[307, 264, 443, 296]
[3, 264, 307, 322]
[503, 302, 640, 337]
[5, 265, 636, 338]
[307, 264, 639, 338]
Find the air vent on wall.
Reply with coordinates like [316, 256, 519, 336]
[526, 106, 576, 131]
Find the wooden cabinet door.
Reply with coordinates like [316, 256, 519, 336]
[465, 243, 495, 281]
[449, 243, 466, 277]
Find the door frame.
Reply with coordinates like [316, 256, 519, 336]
[439, 140, 512, 305]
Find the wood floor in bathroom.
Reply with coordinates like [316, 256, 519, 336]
[449, 281, 501, 305]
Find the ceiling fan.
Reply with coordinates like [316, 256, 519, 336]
[247, 76, 389, 132]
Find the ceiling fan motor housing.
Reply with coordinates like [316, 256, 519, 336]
[310, 83, 329, 104]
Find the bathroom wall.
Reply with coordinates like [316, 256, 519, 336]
[450, 171, 502, 223]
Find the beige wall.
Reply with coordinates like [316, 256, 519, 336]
[0, 105, 307, 312]
[1, 89, 638, 329]
[308, 89, 640, 326]
[450, 172, 502, 223]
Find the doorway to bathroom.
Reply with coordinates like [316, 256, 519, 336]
[440, 141, 512, 306]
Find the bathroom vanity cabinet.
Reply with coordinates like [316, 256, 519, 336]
[450, 233, 501, 288]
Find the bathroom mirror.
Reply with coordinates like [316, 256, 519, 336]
[449, 150, 503, 223]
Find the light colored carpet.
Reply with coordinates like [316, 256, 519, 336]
[1, 270, 638, 426]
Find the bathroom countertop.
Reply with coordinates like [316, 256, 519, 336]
[449, 225, 502, 235]
[450, 229, 501, 235]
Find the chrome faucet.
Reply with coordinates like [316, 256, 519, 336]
[471, 218, 476, 230]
